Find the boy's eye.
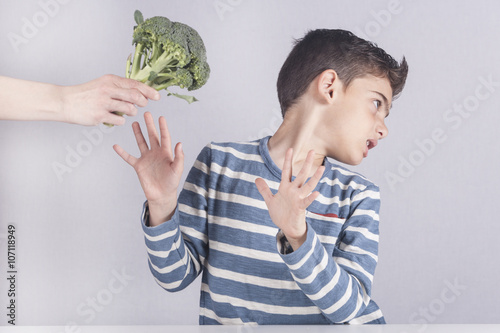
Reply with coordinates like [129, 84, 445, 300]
[373, 100, 381, 109]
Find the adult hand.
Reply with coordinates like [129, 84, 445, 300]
[255, 148, 325, 250]
[62, 74, 160, 126]
[113, 112, 184, 226]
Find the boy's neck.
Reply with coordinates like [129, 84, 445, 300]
[268, 104, 326, 178]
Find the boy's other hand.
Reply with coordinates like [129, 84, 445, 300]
[113, 112, 184, 226]
[255, 148, 325, 251]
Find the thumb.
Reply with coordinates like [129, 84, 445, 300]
[302, 191, 320, 209]
[255, 178, 274, 206]
[134, 80, 160, 101]
[115, 75, 160, 101]
[113, 144, 137, 167]
[171, 142, 184, 174]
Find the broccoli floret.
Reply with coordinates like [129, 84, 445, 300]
[188, 57, 210, 91]
[126, 10, 210, 103]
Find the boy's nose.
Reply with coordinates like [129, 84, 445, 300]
[377, 121, 389, 140]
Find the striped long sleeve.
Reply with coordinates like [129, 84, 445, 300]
[141, 137, 385, 325]
[141, 145, 212, 292]
[278, 185, 383, 324]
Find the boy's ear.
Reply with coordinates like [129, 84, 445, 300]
[316, 69, 338, 103]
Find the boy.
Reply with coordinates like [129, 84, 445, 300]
[114, 29, 408, 325]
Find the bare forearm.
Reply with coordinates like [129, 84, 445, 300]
[0, 76, 66, 122]
[0, 74, 160, 126]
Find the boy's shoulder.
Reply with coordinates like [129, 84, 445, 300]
[200, 138, 264, 163]
[204, 137, 268, 157]
[208, 138, 261, 151]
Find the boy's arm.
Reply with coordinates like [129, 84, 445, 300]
[256, 149, 381, 323]
[278, 186, 382, 324]
[141, 145, 212, 291]
[114, 117, 210, 291]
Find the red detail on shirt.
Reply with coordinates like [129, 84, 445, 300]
[315, 213, 339, 218]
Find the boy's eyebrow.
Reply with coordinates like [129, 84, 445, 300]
[370, 90, 392, 117]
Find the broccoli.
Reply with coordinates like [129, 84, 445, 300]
[106, 10, 210, 126]
[126, 10, 210, 103]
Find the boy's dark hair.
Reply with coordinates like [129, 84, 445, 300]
[277, 29, 408, 116]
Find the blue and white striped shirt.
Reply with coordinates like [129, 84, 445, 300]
[141, 136, 385, 325]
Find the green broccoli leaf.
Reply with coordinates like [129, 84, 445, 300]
[134, 10, 144, 25]
[167, 91, 199, 104]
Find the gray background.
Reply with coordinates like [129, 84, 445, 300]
[0, 0, 498, 326]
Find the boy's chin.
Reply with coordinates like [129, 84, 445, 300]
[348, 159, 363, 166]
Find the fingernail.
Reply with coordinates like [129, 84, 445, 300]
[154, 92, 160, 100]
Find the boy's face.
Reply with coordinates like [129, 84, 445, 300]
[322, 75, 392, 165]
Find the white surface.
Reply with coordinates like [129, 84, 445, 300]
[1, 325, 500, 333]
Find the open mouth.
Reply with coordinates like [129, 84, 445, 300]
[366, 139, 378, 150]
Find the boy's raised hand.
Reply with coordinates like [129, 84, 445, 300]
[113, 112, 184, 226]
[255, 148, 325, 251]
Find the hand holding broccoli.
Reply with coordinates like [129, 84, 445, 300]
[0, 74, 159, 126]
[61, 74, 160, 126]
